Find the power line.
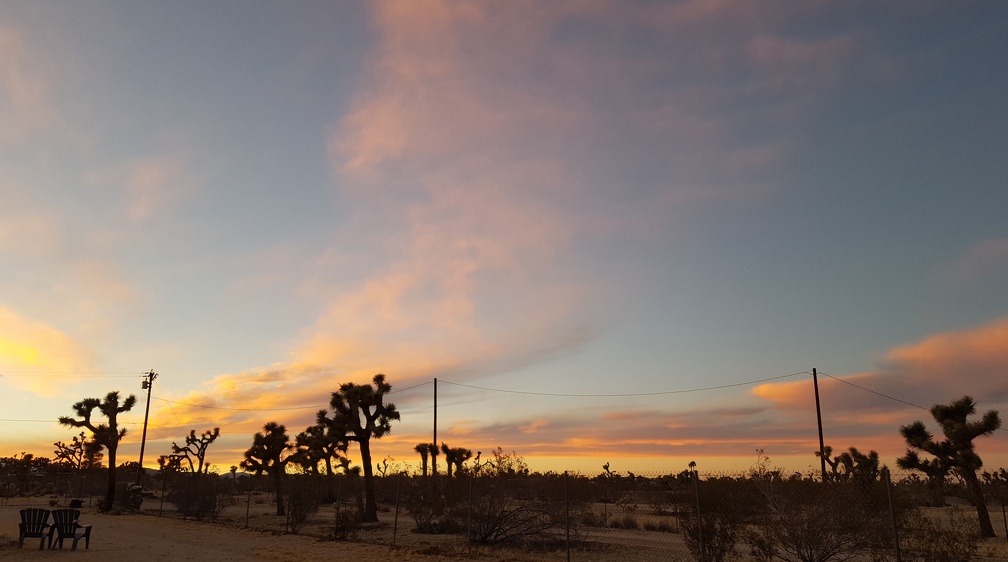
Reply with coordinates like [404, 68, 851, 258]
[439, 371, 810, 397]
[389, 380, 433, 394]
[0, 371, 140, 378]
[817, 371, 928, 411]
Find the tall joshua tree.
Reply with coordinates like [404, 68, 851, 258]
[897, 395, 1001, 537]
[241, 422, 292, 516]
[328, 373, 400, 522]
[59, 391, 137, 511]
[414, 442, 433, 478]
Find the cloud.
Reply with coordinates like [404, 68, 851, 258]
[939, 237, 1008, 286]
[0, 23, 54, 143]
[0, 306, 93, 397]
[751, 317, 1008, 460]
[84, 155, 199, 222]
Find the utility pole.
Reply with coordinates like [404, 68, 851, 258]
[136, 369, 158, 486]
[812, 367, 826, 482]
[433, 378, 438, 479]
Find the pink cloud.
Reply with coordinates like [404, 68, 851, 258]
[84, 155, 199, 222]
[0, 23, 54, 143]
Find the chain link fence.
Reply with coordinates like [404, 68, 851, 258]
[4, 466, 1007, 560]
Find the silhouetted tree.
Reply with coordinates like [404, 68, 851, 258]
[58, 391, 136, 511]
[295, 410, 349, 476]
[240, 422, 293, 516]
[817, 445, 880, 485]
[897, 395, 1001, 537]
[440, 443, 473, 478]
[171, 427, 220, 474]
[328, 373, 400, 522]
[414, 443, 431, 477]
[53, 431, 103, 471]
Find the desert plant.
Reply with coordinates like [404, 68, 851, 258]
[58, 391, 137, 512]
[745, 481, 880, 562]
[891, 507, 981, 562]
[682, 505, 741, 562]
[326, 373, 401, 522]
[285, 476, 324, 534]
[897, 395, 1001, 537]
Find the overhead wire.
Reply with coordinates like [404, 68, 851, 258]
[438, 370, 810, 397]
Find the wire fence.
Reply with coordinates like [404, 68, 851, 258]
[6, 466, 1007, 561]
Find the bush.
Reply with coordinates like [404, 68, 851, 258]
[285, 477, 324, 534]
[891, 508, 980, 562]
[682, 506, 741, 562]
[165, 473, 235, 521]
[329, 509, 361, 540]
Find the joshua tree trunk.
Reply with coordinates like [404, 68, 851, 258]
[360, 439, 377, 522]
[105, 445, 118, 511]
[963, 470, 996, 537]
[272, 470, 285, 516]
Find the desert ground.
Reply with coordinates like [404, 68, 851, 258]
[0, 495, 686, 561]
[3, 495, 1007, 561]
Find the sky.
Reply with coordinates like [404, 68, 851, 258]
[1, 1, 1007, 477]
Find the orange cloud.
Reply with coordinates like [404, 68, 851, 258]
[0, 306, 93, 397]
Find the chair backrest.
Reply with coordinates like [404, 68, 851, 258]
[50, 508, 81, 532]
[19, 508, 50, 531]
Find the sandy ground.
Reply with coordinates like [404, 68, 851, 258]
[0, 496, 667, 561]
[2, 496, 1006, 561]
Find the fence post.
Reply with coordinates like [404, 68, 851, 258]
[694, 468, 705, 562]
[884, 468, 901, 562]
[158, 471, 166, 517]
[468, 471, 474, 555]
[565, 471, 570, 562]
[245, 476, 252, 528]
[393, 473, 402, 547]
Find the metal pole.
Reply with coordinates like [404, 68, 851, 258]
[565, 471, 570, 562]
[812, 368, 827, 482]
[433, 378, 438, 480]
[694, 465, 704, 562]
[137, 370, 158, 486]
[884, 468, 901, 562]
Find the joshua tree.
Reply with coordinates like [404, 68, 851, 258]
[58, 391, 137, 511]
[897, 395, 1001, 537]
[440, 443, 473, 478]
[414, 442, 433, 477]
[327, 373, 400, 522]
[53, 432, 103, 472]
[170, 427, 220, 474]
[817, 445, 880, 485]
[240, 422, 293, 516]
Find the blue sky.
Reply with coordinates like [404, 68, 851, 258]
[1, 1, 1006, 475]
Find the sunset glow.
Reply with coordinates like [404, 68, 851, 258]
[1, 2, 1006, 477]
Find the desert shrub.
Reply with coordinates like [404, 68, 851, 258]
[329, 509, 361, 540]
[885, 507, 980, 562]
[616, 493, 637, 513]
[407, 490, 450, 533]
[643, 519, 676, 533]
[682, 506, 741, 562]
[610, 514, 639, 529]
[285, 476, 324, 534]
[166, 473, 234, 521]
[648, 490, 676, 515]
[459, 479, 568, 545]
[745, 480, 886, 562]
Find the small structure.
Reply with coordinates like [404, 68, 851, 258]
[17, 508, 51, 549]
[48, 508, 92, 550]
